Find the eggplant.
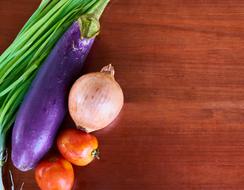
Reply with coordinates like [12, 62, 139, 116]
[11, 20, 95, 171]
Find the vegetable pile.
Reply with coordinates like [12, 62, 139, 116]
[0, 0, 126, 189]
[11, 7, 106, 172]
[0, 0, 105, 137]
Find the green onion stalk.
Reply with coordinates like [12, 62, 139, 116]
[0, 0, 109, 189]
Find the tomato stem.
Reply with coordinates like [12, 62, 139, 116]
[91, 149, 100, 160]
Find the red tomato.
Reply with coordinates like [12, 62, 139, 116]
[57, 128, 99, 166]
[35, 156, 74, 190]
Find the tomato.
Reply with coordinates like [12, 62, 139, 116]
[35, 156, 74, 190]
[57, 128, 99, 166]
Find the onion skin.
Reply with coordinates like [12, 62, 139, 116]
[68, 65, 124, 132]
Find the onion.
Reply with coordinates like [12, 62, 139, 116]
[68, 64, 124, 132]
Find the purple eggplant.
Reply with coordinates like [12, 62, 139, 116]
[11, 21, 93, 171]
[11, 1, 109, 171]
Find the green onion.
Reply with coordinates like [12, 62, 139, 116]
[0, 0, 107, 189]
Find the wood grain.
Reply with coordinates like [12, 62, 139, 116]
[1, 0, 244, 189]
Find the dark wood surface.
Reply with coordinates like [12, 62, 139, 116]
[1, 0, 244, 189]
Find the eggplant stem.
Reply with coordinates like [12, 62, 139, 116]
[78, 0, 110, 39]
[86, 0, 110, 20]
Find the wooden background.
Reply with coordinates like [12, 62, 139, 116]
[1, 0, 244, 189]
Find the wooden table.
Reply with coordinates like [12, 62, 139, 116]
[1, 0, 244, 189]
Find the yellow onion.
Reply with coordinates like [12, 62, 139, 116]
[68, 64, 124, 132]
